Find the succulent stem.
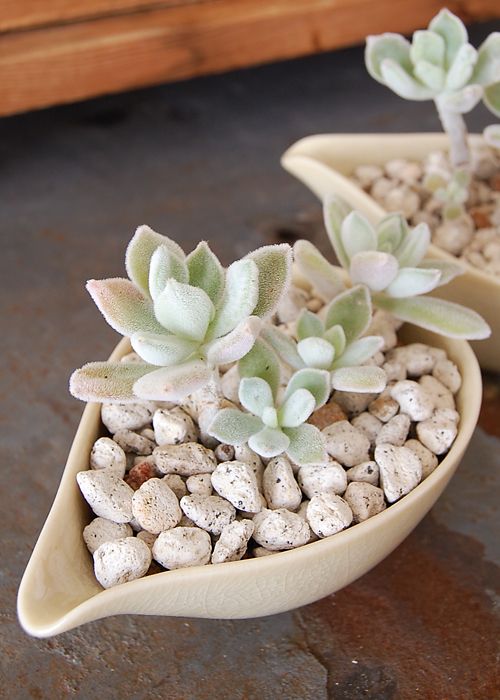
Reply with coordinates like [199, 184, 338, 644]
[435, 96, 470, 168]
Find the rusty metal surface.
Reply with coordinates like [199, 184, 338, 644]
[1, 21, 499, 700]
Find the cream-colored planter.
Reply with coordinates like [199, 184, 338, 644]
[281, 133, 500, 372]
[18, 329, 481, 638]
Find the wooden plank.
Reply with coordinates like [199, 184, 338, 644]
[0, 0, 498, 117]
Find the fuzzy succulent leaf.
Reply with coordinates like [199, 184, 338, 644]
[394, 222, 431, 267]
[208, 408, 263, 445]
[323, 324, 346, 357]
[279, 388, 316, 428]
[429, 8, 467, 68]
[131, 332, 197, 366]
[483, 124, 500, 148]
[238, 338, 281, 398]
[204, 316, 262, 365]
[261, 326, 304, 370]
[208, 259, 259, 339]
[350, 251, 399, 292]
[323, 196, 352, 268]
[414, 60, 445, 92]
[410, 30, 445, 67]
[148, 245, 188, 300]
[69, 361, 154, 403]
[283, 424, 327, 465]
[154, 280, 214, 342]
[245, 244, 292, 318]
[293, 240, 345, 301]
[439, 84, 483, 114]
[484, 82, 500, 117]
[186, 241, 225, 306]
[331, 365, 387, 393]
[133, 359, 213, 401]
[296, 309, 325, 341]
[376, 213, 407, 253]
[365, 33, 412, 83]
[248, 427, 290, 459]
[380, 58, 435, 100]
[384, 267, 442, 297]
[125, 225, 185, 298]
[471, 32, 500, 86]
[297, 337, 335, 370]
[284, 368, 330, 409]
[375, 294, 491, 339]
[239, 377, 274, 417]
[445, 43, 477, 91]
[341, 211, 377, 260]
[325, 285, 372, 342]
[331, 336, 384, 369]
[86, 278, 165, 337]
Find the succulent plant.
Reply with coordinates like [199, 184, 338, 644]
[70, 226, 292, 402]
[365, 8, 500, 167]
[423, 166, 470, 221]
[483, 124, 500, 149]
[263, 285, 387, 393]
[295, 196, 490, 339]
[208, 340, 328, 464]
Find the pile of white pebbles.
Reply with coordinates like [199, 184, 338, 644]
[352, 142, 500, 276]
[77, 298, 462, 589]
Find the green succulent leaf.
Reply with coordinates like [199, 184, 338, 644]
[375, 295, 491, 339]
[380, 58, 435, 100]
[349, 251, 399, 292]
[331, 366, 387, 393]
[446, 43, 477, 90]
[483, 82, 500, 118]
[186, 241, 225, 306]
[208, 259, 259, 339]
[204, 316, 262, 365]
[332, 336, 384, 369]
[208, 408, 263, 445]
[323, 324, 346, 357]
[394, 222, 431, 267]
[483, 123, 500, 148]
[384, 267, 442, 298]
[410, 30, 445, 67]
[248, 426, 290, 459]
[125, 225, 185, 298]
[413, 60, 445, 91]
[279, 388, 316, 428]
[284, 424, 327, 466]
[245, 243, 292, 318]
[154, 279, 214, 342]
[323, 196, 352, 268]
[376, 213, 407, 253]
[297, 337, 335, 370]
[238, 338, 281, 398]
[293, 239, 345, 301]
[439, 85, 483, 114]
[365, 33, 412, 83]
[69, 361, 155, 403]
[261, 326, 304, 370]
[131, 332, 197, 366]
[325, 285, 372, 342]
[86, 278, 165, 337]
[341, 211, 378, 261]
[471, 32, 500, 86]
[429, 8, 468, 69]
[149, 245, 188, 300]
[296, 309, 325, 340]
[133, 359, 213, 401]
[239, 377, 274, 417]
[284, 368, 330, 409]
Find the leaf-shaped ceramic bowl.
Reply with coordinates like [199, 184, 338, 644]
[18, 326, 481, 638]
[281, 133, 500, 372]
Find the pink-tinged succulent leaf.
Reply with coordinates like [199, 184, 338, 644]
[245, 243, 293, 319]
[208, 259, 259, 339]
[429, 9, 468, 69]
[394, 222, 431, 267]
[376, 213, 407, 253]
[332, 336, 384, 369]
[208, 408, 263, 445]
[149, 245, 188, 300]
[131, 332, 197, 366]
[375, 295, 491, 339]
[238, 338, 281, 399]
[483, 82, 500, 117]
[248, 427, 290, 459]
[279, 388, 316, 428]
[471, 32, 500, 86]
[125, 225, 185, 298]
[296, 309, 325, 341]
[86, 278, 165, 337]
[341, 211, 378, 261]
[323, 324, 346, 357]
[331, 365, 387, 393]
[133, 359, 212, 401]
[154, 279, 214, 342]
[297, 337, 335, 370]
[284, 368, 330, 409]
[380, 58, 435, 100]
[385, 267, 442, 297]
[239, 377, 274, 417]
[324, 285, 372, 342]
[293, 240, 345, 301]
[365, 33, 413, 83]
[69, 361, 154, 403]
[323, 196, 352, 268]
[284, 424, 327, 466]
[350, 251, 399, 292]
[410, 30, 446, 67]
[205, 316, 262, 366]
[261, 326, 304, 370]
[445, 43, 477, 91]
[186, 241, 225, 305]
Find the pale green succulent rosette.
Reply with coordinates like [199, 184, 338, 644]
[70, 225, 292, 402]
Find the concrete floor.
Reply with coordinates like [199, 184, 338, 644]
[1, 21, 499, 699]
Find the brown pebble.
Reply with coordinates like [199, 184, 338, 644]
[469, 206, 492, 229]
[125, 461, 156, 491]
[308, 401, 347, 430]
[490, 173, 500, 192]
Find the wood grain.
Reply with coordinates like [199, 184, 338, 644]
[0, 0, 498, 116]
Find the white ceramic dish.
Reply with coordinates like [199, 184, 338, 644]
[18, 327, 481, 638]
[281, 132, 500, 372]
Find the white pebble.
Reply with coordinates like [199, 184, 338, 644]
[390, 380, 434, 421]
[432, 359, 462, 394]
[132, 478, 182, 534]
[220, 365, 241, 403]
[351, 412, 383, 446]
[382, 360, 406, 382]
[416, 409, 459, 455]
[180, 495, 236, 535]
[113, 429, 156, 456]
[83, 517, 133, 554]
[186, 473, 213, 496]
[346, 461, 379, 486]
[333, 390, 377, 416]
[375, 413, 410, 446]
[211, 461, 262, 512]
[153, 407, 198, 446]
[384, 186, 420, 219]
[375, 444, 422, 503]
[390, 344, 443, 377]
[211, 520, 254, 563]
[93, 537, 151, 588]
[234, 444, 264, 485]
[404, 439, 439, 478]
[101, 402, 155, 433]
[277, 285, 309, 323]
[306, 493, 353, 538]
[434, 217, 473, 256]
[322, 421, 370, 467]
[77, 470, 134, 523]
[214, 443, 235, 462]
[153, 528, 212, 569]
[344, 482, 386, 522]
[253, 508, 311, 550]
[263, 456, 302, 510]
[354, 164, 384, 188]
[297, 462, 347, 499]
[419, 375, 455, 410]
[90, 437, 126, 477]
[154, 442, 217, 476]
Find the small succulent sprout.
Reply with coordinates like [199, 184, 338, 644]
[208, 338, 327, 464]
[365, 9, 500, 166]
[70, 226, 292, 403]
[423, 167, 470, 220]
[321, 196, 490, 340]
[263, 285, 387, 394]
[483, 124, 500, 149]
